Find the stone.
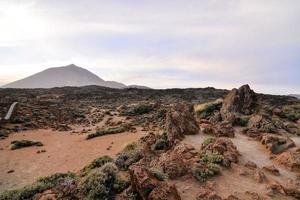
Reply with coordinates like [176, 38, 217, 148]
[221, 84, 257, 118]
[261, 134, 295, 154]
[262, 165, 280, 176]
[166, 103, 199, 145]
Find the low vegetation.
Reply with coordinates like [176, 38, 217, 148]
[0, 173, 76, 200]
[149, 168, 168, 181]
[0, 160, 129, 200]
[78, 163, 128, 200]
[86, 123, 133, 140]
[80, 155, 114, 177]
[194, 99, 223, 119]
[10, 140, 43, 150]
[123, 104, 153, 116]
[192, 163, 221, 182]
[115, 142, 142, 170]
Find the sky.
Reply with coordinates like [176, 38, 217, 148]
[0, 0, 299, 94]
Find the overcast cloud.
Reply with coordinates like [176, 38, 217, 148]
[0, 0, 299, 94]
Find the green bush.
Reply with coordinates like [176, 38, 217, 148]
[10, 140, 43, 150]
[79, 163, 121, 200]
[194, 99, 223, 119]
[125, 104, 153, 116]
[192, 163, 221, 182]
[122, 142, 138, 153]
[152, 138, 168, 151]
[233, 117, 249, 127]
[202, 137, 216, 147]
[115, 142, 142, 170]
[149, 168, 168, 181]
[80, 156, 114, 176]
[86, 123, 132, 140]
[200, 152, 224, 165]
[0, 173, 75, 200]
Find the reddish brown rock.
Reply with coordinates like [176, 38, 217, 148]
[129, 165, 181, 200]
[253, 169, 267, 183]
[150, 142, 198, 179]
[262, 165, 280, 176]
[221, 84, 257, 118]
[33, 190, 57, 200]
[201, 137, 240, 166]
[166, 103, 199, 145]
[148, 183, 181, 200]
[261, 134, 295, 154]
[275, 149, 300, 171]
[244, 161, 258, 170]
[201, 122, 234, 138]
[197, 186, 222, 200]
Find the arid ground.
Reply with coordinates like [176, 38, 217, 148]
[0, 85, 299, 200]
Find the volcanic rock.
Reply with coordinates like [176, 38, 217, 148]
[261, 134, 295, 154]
[221, 84, 257, 119]
[166, 103, 199, 145]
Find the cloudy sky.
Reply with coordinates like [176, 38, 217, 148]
[0, 0, 299, 94]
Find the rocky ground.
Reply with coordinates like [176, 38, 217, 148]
[0, 85, 299, 200]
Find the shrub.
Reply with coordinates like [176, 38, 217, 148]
[125, 104, 153, 116]
[80, 156, 114, 176]
[78, 163, 121, 200]
[233, 117, 249, 127]
[115, 142, 142, 170]
[149, 168, 168, 181]
[194, 99, 223, 119]
[202, 137, 216, 147]
[0, 173, 75, 200]
[192, 163, 221, 182]
[86, 123, 132, 140]
[152, 138, 168, 151]
[10, 140, 43, 150]
[200, 152, 224, 165]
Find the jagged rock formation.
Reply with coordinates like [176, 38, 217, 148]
[221, 84, 257, 118]
[166, 103, 199, 145]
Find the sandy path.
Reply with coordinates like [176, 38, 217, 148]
[184, 131, 298, 199]
[0, 129, 144, 192]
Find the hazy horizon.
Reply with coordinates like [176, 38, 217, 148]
[0, 0, 299, 95]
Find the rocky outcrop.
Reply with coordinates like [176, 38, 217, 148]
[150, 142, 198, 179]
[201, 137, 240, 166]
[275, 149, 300, 171]
[166, 103, 199, 145]
[201, 121, 234, 138]
[221, 84, 257, 119]
[261, 134, 295, 154]
[129, 165, 181, 200]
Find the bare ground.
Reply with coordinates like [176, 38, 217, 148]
[0, 128, 144, 192]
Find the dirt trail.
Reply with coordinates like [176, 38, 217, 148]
[0, 128, 143, 192]
[184, 130, 298, 199]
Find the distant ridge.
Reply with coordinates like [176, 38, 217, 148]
[289, 94, 300, 99]
[3, 64, 148, 89]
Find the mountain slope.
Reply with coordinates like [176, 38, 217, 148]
[3, 64, 126, 89]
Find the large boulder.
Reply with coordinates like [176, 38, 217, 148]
[166, 103, 199, 145]
[221, 85, 257, 118]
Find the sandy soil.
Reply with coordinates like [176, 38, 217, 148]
[0, 128, 144, 192]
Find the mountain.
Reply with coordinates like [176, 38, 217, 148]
[3, 64, 127, 89]
[289, 94, 300, 99]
